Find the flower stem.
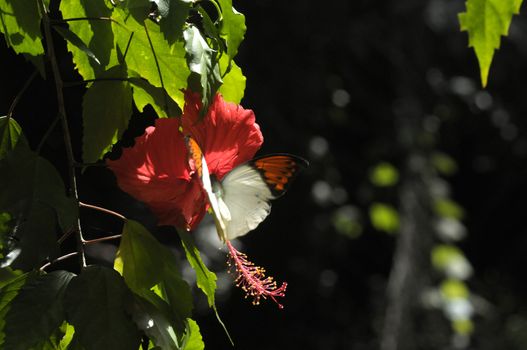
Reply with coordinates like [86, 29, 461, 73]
[39, 0, 86, 268]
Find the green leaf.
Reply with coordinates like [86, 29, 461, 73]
[30, 325, 67, 350]
[181, 319, 204, 350]
[111, 8, 190, 108]
[0, 267, 21, 288]
[159, 268, 193, 326]
[369, 162, 399, 187]
[218, 56, 245, 103]
[0, 116, 25, 160]
[58, 323, 75, 350]
[0, 145, 76, 270]
[459, 0, 523, 87]
[431, 152, 458, 176]
[120, 0, 151, 22]
[440, 279, 469, 299]
[216, 0, 246, 59]
[432, 245, 464, 270]
[53, 26, 101, 66]
[157, 0, 192, 45]
[115, 219, 193, 331]
[0, 272, 34, 346]
[116, 220, 167, 292]
[177, 230, 217, 307]
[434, 199, 465, 220]
[183, 25, 223, 113]
[82, 65, 133, 163]
[129, 75, 181, 117]
[4, 271, 75, 350]
[0, 0, 45, 62]
[129, 291, 181, 349]
[63, 266, 141, 350]
[369, 203, 399, 234]
[453, 319, 474, 335]
[59, 0, 115, 80]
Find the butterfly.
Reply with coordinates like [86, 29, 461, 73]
[186, 137, 308, 241]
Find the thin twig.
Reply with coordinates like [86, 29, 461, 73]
[54, 16, 115, 23]
[79, 201, 126, 220]
[83, 234, 122, 245]
[7, 70, 38, 120]
[39, 252, 79, 271]
[123, 32, 134, 61]
[57, 228, 74, 245]
[143, 22, 170, 113]
[63, 77, 130, 88]
[39, 0, 87, 268]
[36, 115, 60, 154]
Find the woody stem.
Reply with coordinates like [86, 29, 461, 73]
[40, 0, 86, 268]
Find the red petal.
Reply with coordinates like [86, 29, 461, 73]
[106, 118, 207, 230]
[182, 91, 263, 180]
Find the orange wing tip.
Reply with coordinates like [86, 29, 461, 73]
[251, 154, 308, 196]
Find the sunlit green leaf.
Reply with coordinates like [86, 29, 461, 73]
[4, 271, 74, 350]
[216, 0, 246, 59]
[111, 8, 189, 108]
[177, 230, 217, 307]
[0, 116, 25, 160]
[63, 266, 141, 350]
[459, 0, 523, 87]
[120, 0, 151, 22]
[57, 323, 75, 350]
[432, 245, 463, 270]
[218, 56, 245, 103]
[440, 279, 469, 299]
[369, 203, 399, 234]
[184, 25, 223, 113]
[59, 0, 115, 80]
[115, 219, 193, 334]
[82, 65, 133, 163]
[182, 319, 204, 350]
[434, 199, 465, 220]
[157, 0, 192, 45]
[29, 325, 67, 350]
[0, 0, 45, 71]
[129, 75, 181, 117]
[369, 162, 399, 187]
[116, 220, 166, 292]
[53, 26, 100, 66]
[0, 145, 76, 269]
[453, 319, 474, 335]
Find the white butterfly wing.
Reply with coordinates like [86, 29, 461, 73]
[199, 153, 228, 238]
[220, 164, 275, 240]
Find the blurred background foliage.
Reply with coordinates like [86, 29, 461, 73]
[2, 0, 527, 349]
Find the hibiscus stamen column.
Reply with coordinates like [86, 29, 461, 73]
[226, 240, 287, 309]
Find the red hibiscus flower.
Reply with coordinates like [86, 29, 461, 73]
[106, 92, 263, 231]
[181, 90, 263, 180]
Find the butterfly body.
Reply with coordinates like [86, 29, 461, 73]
[186, 137, 307, 241]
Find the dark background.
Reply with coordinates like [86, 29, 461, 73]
[3, 0, 527, 349]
